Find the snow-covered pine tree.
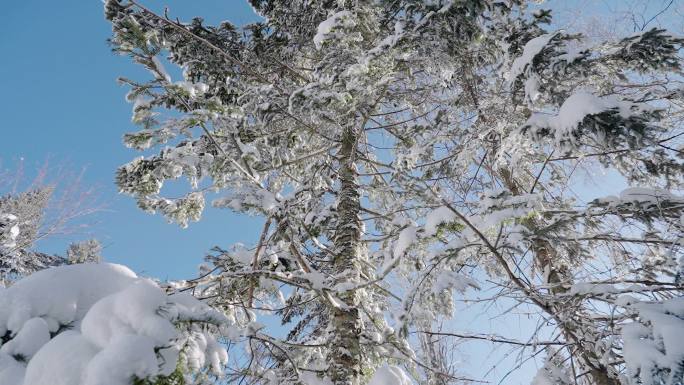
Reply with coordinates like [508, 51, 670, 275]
[104, 1, 683, 384]
[407, 7, 684, 385]
[0, 164, 102, 286]
[0, 188, 64, 285]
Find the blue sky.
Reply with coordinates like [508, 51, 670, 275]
[0, 0, 262, 280]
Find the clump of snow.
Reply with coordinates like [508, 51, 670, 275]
[424, 206, 456, 237]
[0, 263, 228, 385]
[0, 213, 20, 250]
[174, 81, 209, 98]
[394, 225, 417, 259]
[591, 187, 684, 211]
[365, 20, 406, 59]
[568, 283, 620, 296]
[531, 360, 570, 385]
[555, 46, 586, 64]
[476, 190, 541, 229]
[506, 33, 556, 83]
[368, 364, 414, 385]
[184, 332, 228, 375]
[528, 91, 617, 132]
[0, 352, 24, 384]
[377, 224, 418, 277]
[621, 296, 684, 385]
[432, 271, 480, 294]
[524, 74, 542, 103]
[151, 56, 171, 83]
[82, 335, 160, 385]
[21, 331, 98, 385]
[0, 317, 50, 359]
[314, 11, 353, 50]
[524, 90, 633, 147]
[620, 187, 681, 204]
[299, 372, 333, 385]
[0, 263, 138, 334]
[80, 279, 178, 349]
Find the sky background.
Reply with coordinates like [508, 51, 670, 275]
[0, 1, 679, 384]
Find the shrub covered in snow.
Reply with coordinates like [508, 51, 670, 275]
[0, 263, 228, 385]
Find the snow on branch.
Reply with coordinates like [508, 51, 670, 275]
[521, 90, 657, 151]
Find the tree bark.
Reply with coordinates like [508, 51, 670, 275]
[328, 126, 363, 385]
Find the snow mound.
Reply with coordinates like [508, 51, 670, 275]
[0, 263, 228, 385]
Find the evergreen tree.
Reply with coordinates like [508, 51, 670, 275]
[0, 188, 64, 285]
[105, 1, 683, 384]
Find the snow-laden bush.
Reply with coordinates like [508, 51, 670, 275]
[0, 263, 227, 385]
[621, 296, 684, 385]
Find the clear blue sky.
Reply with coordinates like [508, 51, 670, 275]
[0, 0, 262, 280]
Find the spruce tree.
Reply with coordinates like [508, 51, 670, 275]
[105, 1, 683, 384]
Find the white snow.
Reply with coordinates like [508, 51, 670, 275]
[80, 279, 178, 348]
[524, 74, 542, 103]
[368, 364, 414, 385]
[151, 56, 171, 82]
[424, 206, 456, 237]
[475, 190, 541, 230]
[82, 335, 160, 385]
[0, 213, 20, 250]
[0, 263, 227, 385]
[432, 271, 479, 294]
[555, 46, 585, 64]
[0, 263, 138, 334]
[621, 296, 684, 385]
[620, 187, 682, 205]
[299, 372, 333, 385]
[524, 90, 633, 146]
[0, 317, 50, 359]
[258, 189, 278, 212]
[592, 187, 684, 210]
[394, 225, 417, 259]
[0, 352, 24, 385]
[175, 81, 209, 98]
[531, 360, 570, 385]
[506, 33, 556, 83]
[22, 331, 99, 385]
[314, 11, 353, 50]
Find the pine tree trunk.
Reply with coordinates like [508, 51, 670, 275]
[328, 126, 363, 385]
